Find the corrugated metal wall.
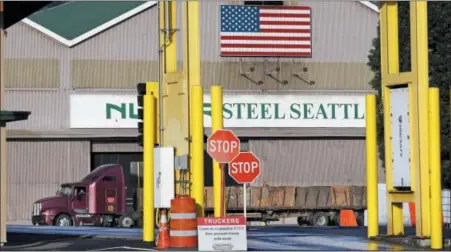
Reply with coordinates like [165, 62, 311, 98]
[91, 141, 142, 153]
[4, 1, 379, 91]
[7, 140, 90, 221]
[249, 138, 385, 187]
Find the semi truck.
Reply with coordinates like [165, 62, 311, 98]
[31, 163, 366, 227]
[31, 164, 141, 228]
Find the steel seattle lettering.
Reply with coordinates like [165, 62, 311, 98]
[204, 102, 365, 120]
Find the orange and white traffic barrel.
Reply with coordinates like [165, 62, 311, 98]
[169, 195, 198, 248]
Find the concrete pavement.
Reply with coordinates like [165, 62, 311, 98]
[5, 225, 444, 251]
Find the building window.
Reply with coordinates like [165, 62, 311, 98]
[244, 1, 284, 6]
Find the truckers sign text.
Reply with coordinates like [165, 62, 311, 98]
[197, 216, 247, 251]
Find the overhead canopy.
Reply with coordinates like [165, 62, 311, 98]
[3, 1, 54, 29]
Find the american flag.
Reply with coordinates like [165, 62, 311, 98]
[220, 5, 312, 57]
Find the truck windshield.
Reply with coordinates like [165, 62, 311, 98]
[57, 185, 73, 196]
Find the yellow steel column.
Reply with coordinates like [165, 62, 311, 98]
[387, 2, 404, 236]
[410, 1, 430, 237]
[183, 0, 200, 86]
[159, 1, 177, 74]
[143, 92, 156, 242]
[183, 0, 203, 211]
[366, 94, 379, 238]
[428, 88, 443, 249]
[380, 2, 404, 236]
[190, 85, 205, 217]
[160, 1, 188, 196]
[211, 86, 224, 217]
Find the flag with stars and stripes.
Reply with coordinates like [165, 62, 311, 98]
[220, 5, 312, 57]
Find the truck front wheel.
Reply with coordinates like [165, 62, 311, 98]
[55, 214, 73, 227]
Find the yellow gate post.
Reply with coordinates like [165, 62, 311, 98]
[183, 0, 205, 216]
[211, 86, 224, 217]
[428, 88, 443, 249]
[366, 94, 379, 238]
[379, 0, 430, 238]
[190, 85, 205, 217]
[143, 91, 157, 242]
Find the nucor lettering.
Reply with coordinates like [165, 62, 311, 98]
[105, 103, 138, 119]
[231, 161, 258, 174]
[204, 218, 241, 225]
[208, 140, 239, 153]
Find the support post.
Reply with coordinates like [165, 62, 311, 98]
[0, 0, 6, 246]
[428, 88, 443, 249]
[159, 0, 188, 196]
[184, 0, 203, 212]
[143, 93, 156, 243]
[190, 85, 205, 217]
[410, 1, 431, 237]
[159, 1, 177, 74]
[211, 86, 224, 217]
[366, 94, 379, 238]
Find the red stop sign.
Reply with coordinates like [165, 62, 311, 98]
[229, 152, 261, 184]
[207, 129, 240, 163]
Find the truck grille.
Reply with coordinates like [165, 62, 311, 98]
[32, 203, 41, 216]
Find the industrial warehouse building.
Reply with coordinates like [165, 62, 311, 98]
[4, 1, 384, 223]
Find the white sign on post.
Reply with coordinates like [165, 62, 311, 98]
[197, 216, 247, 251]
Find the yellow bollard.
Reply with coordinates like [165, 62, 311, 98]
[428, 87, 443, 249]
[190, 85, 205, 217]
[143, 92, 156, 242]
[366, 94, 379, 238]
[211, 86, 224, 217]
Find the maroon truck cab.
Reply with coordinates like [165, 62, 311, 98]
[32, 164, 138, 228]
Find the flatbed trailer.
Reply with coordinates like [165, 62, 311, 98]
[203, 185, 367, 226]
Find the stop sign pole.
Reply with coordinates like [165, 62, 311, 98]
[229, 152, 261, 219]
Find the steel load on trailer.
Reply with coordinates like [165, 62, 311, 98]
[204, 185, 367, 226]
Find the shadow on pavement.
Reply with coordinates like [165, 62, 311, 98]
[4, 233, 156, 251]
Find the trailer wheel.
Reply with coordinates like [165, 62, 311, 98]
[312, 212, 329, 227]
[118, 215, 135, 228]
[55, 214, 72, 227]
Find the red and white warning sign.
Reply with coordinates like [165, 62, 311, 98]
[197, 216, 247, 251]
